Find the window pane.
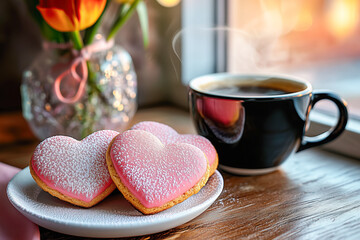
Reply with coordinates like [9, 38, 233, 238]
[226, 0, 360, 119]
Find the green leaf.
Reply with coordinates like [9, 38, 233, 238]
[120, 3, 131, 16]
[136, 1, 149, 47]
[83, 0, 110, 45]
[107, 0, 141, 41]
[41, 21, 67, 43]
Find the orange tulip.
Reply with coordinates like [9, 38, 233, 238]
[37, 0, 107, 32]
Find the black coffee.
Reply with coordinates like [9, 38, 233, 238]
[208, 85, 288, 96]
[201, 78, 305, 97]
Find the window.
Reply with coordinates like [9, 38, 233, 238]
[180, 0, 360, 158]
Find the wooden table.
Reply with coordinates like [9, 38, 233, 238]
[1, 106, 360, 239]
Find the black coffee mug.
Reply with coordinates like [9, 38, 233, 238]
[189, 73, 348, 175]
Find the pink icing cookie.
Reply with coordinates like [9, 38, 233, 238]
[131, 121, 218, 175]
[106, 130, 211, 214]
[30, 130, 119, 208]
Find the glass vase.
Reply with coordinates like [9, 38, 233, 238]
[21, 42, 137, 140]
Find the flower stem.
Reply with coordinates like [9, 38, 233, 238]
[70, 31, 84, 50]
[79, 62, 97, 138]
[107, 0, 141, 41]
[84, 1, 110, 45]
[83, 20, 101, 46]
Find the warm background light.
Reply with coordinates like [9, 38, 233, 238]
[157, 0, 180, 8]
[259, 0, 300, 36]
[326, 0, 360, 40]
[293, 0, 316, 31]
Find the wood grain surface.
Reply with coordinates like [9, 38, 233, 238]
[2, 106, 360, 239]
[37, 149, 360, 240]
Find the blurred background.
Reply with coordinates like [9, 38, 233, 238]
[0, 0, 182, 112]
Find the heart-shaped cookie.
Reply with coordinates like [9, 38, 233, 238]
[107, 130, 210, 214]
[30, 130, 119, 208]
[131, 121, 218, 175]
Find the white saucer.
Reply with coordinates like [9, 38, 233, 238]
[7, 167, 223, 238]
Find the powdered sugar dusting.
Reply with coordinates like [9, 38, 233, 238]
[31, 130, 118, 202]
[132, 121, 217, 166]
[110, 130, 208, 208]
[132, 121, 178, 143]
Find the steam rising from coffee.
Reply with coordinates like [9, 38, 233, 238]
[172, 26, 287, 85]
[172, 0, 304, 85]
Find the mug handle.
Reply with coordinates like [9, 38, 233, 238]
[297, 90, 348, 152]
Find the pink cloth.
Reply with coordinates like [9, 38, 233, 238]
[0, 162, 40, 240]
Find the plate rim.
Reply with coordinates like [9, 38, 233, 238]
[7, 167, 223, 237]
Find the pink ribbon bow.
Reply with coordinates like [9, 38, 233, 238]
[47, 39, 114, 104]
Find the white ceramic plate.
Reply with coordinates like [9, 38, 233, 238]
[7, 167, 223, 238]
